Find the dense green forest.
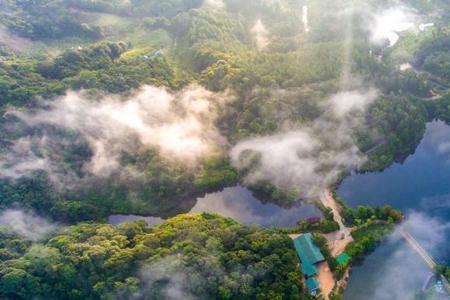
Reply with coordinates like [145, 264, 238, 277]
[1, 0, 450, 298]
[0, 213, 305, 300]
[1, 0, 447, 221]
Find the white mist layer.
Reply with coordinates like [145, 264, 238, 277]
[203, 0, 225, 9]
[231, 89, 377, 199]
[1, 85, 228, 185]
[371, 9, 414, 47]
[0, 209, 57, 241]
[251, 19, 269, 50]
[302, 5, 310, 33]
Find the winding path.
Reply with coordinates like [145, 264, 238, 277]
[321, 191, 353, 256]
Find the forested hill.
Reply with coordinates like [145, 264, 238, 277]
[0, 0, 450, 299]
[1, 0, 448, 224]
[0, 213, 306, 300]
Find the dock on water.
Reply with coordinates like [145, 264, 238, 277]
[399, 228, 450, 295]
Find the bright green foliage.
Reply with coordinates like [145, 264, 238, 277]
[0, 213, 305, 300]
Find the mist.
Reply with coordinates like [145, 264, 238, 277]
[369, 8, 415, 47]
[203, 0, 225, 9]
[131, 257, 201, 300]
[231, 89, 377, 199]
[1, 85, 229, 186]
[0, 209, 57, 241]
[302, 5, 310, 33]
[117, 249, 266, 300]
[0, 25, 31, 52]
[251, 19, 270, 50]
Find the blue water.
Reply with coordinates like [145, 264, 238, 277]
[339, 121, 450, 299]
[110, 185, 321, 228]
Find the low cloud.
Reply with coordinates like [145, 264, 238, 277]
[136, 257, 200, 300]
[118, 249, 265, 300]
[231, 89, 378, 199]
[251, 19, 269, 50]
[369, 8, 415, 47]
[1, 85, 229, 187]
[203, 0, 225, 9]
[0, 209, 57, 241]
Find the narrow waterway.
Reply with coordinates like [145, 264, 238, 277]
[110, 185, 321, 228]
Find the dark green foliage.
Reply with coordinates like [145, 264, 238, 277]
[0, 0, 103, 40]
[0, 230, 31, 262]
[436, 265, 450, 281]
[415, 34, 450, 82]
[425, 94, 450, 124]
[0, 60, 65, 107]
[0, 213, 305, 300]
[248, 182, 299, 208]
[345, 223, 394, 263]
[312, 233, 339, 272]
[358, 95, 428, 171]
[341, 204, 403, 227]
[193, 157, 238, 191]
[37, 42, 128, 79]
[0, 42, 176, 109]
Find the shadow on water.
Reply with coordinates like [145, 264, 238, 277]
[109, 185, 321, 228]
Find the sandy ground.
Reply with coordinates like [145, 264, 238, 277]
[321, 190, 354, 257]
[288, 233, 302, 240]
[317, 261, 335, 300]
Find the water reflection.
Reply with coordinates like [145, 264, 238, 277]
[109, 185, 321, 228]
[339, 121, 450, 298]
[190, 185, 321, 228]
[337, 121, 450, 215]
[344, 232, 429, 300]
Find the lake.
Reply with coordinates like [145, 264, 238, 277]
[110, 185, 321, 228]
[339, 121, 450, 299]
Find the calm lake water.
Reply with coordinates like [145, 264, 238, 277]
[339, 121, 450, 299]
[110, 185, 321, 228]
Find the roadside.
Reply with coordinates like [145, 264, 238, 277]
[321, 190, 354, 256]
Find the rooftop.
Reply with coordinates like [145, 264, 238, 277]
[336, 252, 350, 265]
[306, 277, 319, 292]
[293, 233, 325, 277]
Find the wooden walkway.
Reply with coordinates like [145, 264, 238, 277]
[399, 228, 450, 294]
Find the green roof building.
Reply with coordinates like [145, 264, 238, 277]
[336, 253, 350, 266]
[293, 233, 325, 278]
[305, 277, 320, 295]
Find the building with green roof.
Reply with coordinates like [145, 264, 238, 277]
[293, 233, 325, 295]
[305, 277, 320, 295]
[336, 253, 350, 266]
[293, 233, 325, 277]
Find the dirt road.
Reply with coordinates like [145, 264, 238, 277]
[321, 190, 354, 256]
